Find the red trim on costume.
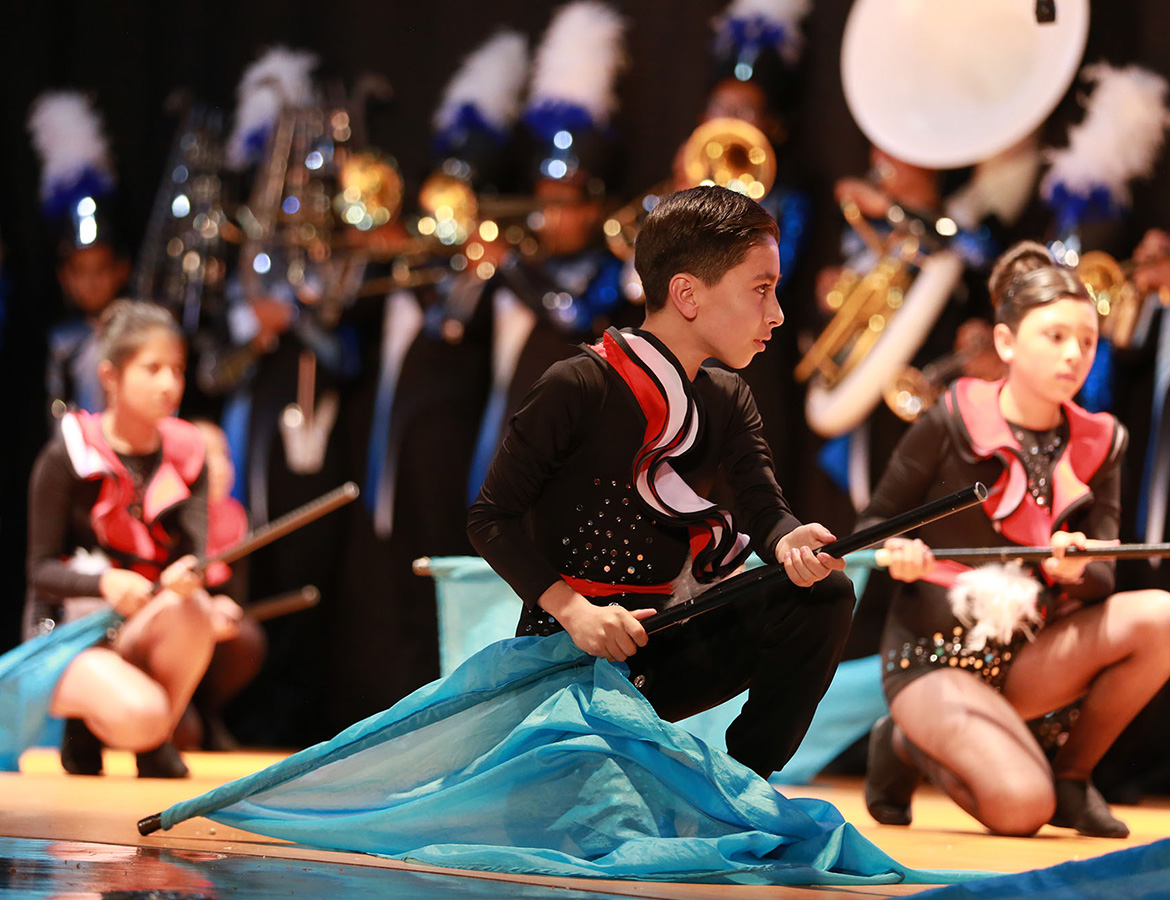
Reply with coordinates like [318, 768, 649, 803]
[65, 411, 206, 579]
[205, 496, 249, 587]
[561, 575, 673, 598]
[593, 329, 751, 584]
[945, 377, 1116, 547]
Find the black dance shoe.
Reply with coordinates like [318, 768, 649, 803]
[136, 741, 190, 778]
[1049, 779, 1130, 838]
[60, 718, 103, 776]
[865, 715, 919, 826]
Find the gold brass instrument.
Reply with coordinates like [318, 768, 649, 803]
[882, 324, 994, 423]
[1076, 250, 1156, 349]
[603, 117, 776, 262]
[795, 200, 964, 438]
[352, 172, 542, 298]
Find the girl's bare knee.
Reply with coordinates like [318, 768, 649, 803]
[154, 591, 216, 638]
[979, 777, 1055, 836]
[96, 687, 171, 750]
[1125, 590, 1170, 667]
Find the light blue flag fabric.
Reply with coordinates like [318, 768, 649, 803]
[155, 632, 979, 886]
[917, 837, 1170, 899]
[425, 553, 886, 785]
[0, 608, 120, 771]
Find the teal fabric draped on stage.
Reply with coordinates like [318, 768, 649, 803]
[0, 609, 120, 770]
[156, 632, 977, 886]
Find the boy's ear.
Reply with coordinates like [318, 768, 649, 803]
[667, 272, 699, 320]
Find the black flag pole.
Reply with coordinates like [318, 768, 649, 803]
[204, 482, 360, 570]
[646, 482, 988, 635]
[152, 482, 360, 592]
[872, 542, 1170, 566]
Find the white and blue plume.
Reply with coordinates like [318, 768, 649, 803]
[226, 46, 319, 171]
[434, 30, 529, 152]
[27, 91, 115, 220]
[1041, 63, 1170, 233]
[525, 1, 626, 141]
[713, 0, 812, 69]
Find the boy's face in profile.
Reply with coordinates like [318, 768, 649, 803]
[58, 243, 130, 316]
[692, 236, 783, 369]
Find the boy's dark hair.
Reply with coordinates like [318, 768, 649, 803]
[634, 185, 780, 312]
[97, 299, 184, 370]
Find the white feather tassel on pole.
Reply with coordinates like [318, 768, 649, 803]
[947, 562, 1043, 653]
[528, 1, 625, 127]
[27, 91, 114, 207]
[434, 30, 529, 136]
[1041, 63, 1170, 209]
[226, 46, 319, 170]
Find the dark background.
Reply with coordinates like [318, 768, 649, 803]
[2, 0, 1170, 744]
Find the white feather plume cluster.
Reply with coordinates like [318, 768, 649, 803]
[65, 547, 112, 576]
[947, 562, 1042, 653]
[27, 91, 113, 202]
[1041, 63, 1170, 208]
[434, 31, 529, 135]
[529, 1, 626, 125]
[716, 0, 812, 66]
[227, 46, 319, 170]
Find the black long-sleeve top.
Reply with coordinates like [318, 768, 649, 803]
[468, 334, 802, 631]
[856, 398, 1125, 673]
[26, 434, 208, 606]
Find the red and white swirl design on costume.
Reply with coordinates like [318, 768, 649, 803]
[595, 328, 751, 584]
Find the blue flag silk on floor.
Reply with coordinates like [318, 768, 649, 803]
[917, 837, 1170, 900]
[156, 633, 976, 886]
[0, 609, 121, 771]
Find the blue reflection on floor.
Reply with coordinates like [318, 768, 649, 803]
[0, 836, 618, 898]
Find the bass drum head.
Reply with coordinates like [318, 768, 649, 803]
[805, 250, 964, 438]
[842, 0, 1089, 169]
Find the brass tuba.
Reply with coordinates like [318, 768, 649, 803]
[797, 0, 1091, 438]
[795, 201, 964, 436]
[603, 117, 776, 262]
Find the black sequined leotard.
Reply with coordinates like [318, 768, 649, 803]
[855, 378, 1126, 702]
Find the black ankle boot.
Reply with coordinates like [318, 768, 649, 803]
[865, 715, 919, 826]
[136, 741, 190, 778]
[1049, 779, 1129, 838]
[60, 718, 103, 775]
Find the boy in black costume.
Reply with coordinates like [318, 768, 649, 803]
[469, 186, 854, 778]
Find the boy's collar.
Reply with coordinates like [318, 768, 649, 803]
[622, 326, 697, 383]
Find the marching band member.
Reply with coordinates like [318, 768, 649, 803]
[466, 1, 633, 503]
[28, 92, 132, 418]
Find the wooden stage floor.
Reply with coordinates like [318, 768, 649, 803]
[3, 748, 1168, 898]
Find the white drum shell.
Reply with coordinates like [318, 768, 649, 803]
[841, 0, 1089, 169]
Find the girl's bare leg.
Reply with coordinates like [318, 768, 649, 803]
[112, 590, 218, 739]
[1003, 590, 1170, 780]
[51, 591, 217, 752]
[51, 648, 171, 750]
[888, 668, 1055, 836]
